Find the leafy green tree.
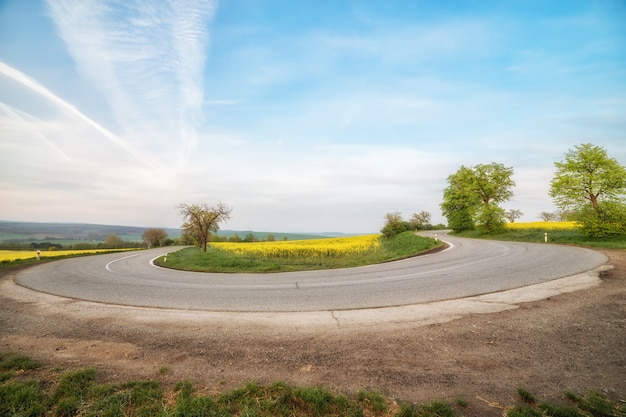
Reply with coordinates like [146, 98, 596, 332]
[441, 166, 479, 232]
[441, 163, 515, 233]
[550, 143, 626, 237]
[178, 202, 232, 252]
[381, 212, 411, 238]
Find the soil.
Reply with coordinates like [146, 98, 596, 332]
[0, 248, 624, 417]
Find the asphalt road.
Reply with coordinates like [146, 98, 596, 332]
[14, 232, 608, 312]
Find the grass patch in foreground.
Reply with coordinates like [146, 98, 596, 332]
[455, 228, 626, 249]
[159, 231, 442, 272]
[1, 353, 624, 417]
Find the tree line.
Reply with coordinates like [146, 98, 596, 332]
[380, 211, 447, 238]
[0, 229, 176, 251]
[440, 143, 626, 238]
[175, 143, 624, 252]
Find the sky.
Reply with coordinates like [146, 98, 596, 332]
[1, 1, 625, 234]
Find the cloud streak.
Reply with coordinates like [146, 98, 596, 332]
[0, 61, 162, 171]
[1, 1, 624, 232]
[0, 102, 72, 162]
[45, 0, 217, 159]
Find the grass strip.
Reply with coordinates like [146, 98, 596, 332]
[160, 232, 443, 273]
[455, 229, 626, 249]
[1, 353, 624, 417]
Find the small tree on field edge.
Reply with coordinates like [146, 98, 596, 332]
[142, 228, 168, 247]
[381, 212, 411, 238]
[550, 143, 626, 237]
[178, 202, 232, 252]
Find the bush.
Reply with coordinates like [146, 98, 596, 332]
[381, 220, 412, 238]
[575, 203, 626, 238]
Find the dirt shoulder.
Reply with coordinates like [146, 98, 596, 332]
[0, 249, 624, 417]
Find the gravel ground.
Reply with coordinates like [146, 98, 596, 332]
[0, 248, 624, 417]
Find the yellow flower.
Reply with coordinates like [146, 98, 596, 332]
[211, 234, 381, 259]
[507, 221, 579, 230]
[0, 248, 138, 262]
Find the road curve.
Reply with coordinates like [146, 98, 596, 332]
[14, 232, 608, 312]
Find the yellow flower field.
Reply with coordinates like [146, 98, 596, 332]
[211, 234, 381, 259]
[507, 221, 579, 230]
[0, 248, 138, 262]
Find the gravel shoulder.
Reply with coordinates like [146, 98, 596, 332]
[0, 248, 624, 416]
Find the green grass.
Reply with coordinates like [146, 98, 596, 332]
[517, 387, 536, 404]
[0, 257, 45, 272]
[455, 229, 626, 249]
[160, 232, 443, 273]
[0, 352, 40, 371]
[1, 353, 623, 417]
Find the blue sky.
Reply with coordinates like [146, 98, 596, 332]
[1, 0, 625, 233]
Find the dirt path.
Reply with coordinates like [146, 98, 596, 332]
[1, 249, 624, 416]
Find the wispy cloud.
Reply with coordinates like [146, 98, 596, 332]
[45, 0, 217, 159]
[0, 102, 72, 162]
[1, 1, 624, 231]
[0, 61, 161, 171]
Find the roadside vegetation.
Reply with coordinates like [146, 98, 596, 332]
[455, 221, 626, 250]
[1, 352, 623, 417]
[440, 143, 626, 240]
[158, 232, 441, 272]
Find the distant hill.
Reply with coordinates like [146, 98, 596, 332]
[0, 220, 335, 244]
[0, 220, 181, 243]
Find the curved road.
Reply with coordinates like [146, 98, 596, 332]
[14, 233, 608, 312]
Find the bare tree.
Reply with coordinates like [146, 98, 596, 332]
[555, 209, 574, 221]
[540, 211, 556, 222]
[178, 202, 232, 252]
[410, 211, 432, 230]
[504, 209, 523, 223]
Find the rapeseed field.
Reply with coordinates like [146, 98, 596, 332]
[507, 221, 579, 230]
[0, 248, 137, 262]
[211, 234, 381, 259]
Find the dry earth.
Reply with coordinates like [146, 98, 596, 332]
[0, 249, 624, 416]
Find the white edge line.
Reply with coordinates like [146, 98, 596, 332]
[105, 253, 143, 272]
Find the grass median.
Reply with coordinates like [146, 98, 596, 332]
[158, 232, 443, 273]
